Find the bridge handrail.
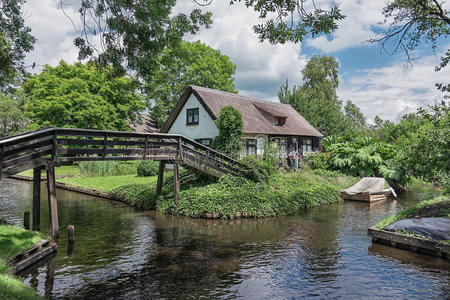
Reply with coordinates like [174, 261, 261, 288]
[0, 127, 244, 178]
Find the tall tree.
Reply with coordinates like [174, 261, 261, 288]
[23, 61, 144, 131]
[278, 55, 345, 136]
[344, 100, 367, 135]
[0, 91, 29, 137]
[0, 0, 36, 91]
[148, 41, 237, 128]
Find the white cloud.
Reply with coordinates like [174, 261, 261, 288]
[176, 1, 307, 100]
[307, 0, 385, 52]
[23, 0, 81, 70]
[22, 0, 449, 123]
[338, 50, 450, 122]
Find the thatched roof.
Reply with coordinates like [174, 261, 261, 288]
[161, 85, 323, 137]
[130, 114, 158, 133]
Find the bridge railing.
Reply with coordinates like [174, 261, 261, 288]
[0, 128, 243, 178]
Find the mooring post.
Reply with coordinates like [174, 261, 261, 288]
[173, 163, 180, 205]
[32, 166, 43, 231]
[67, 225, 75, 256]
[46, 164, 59, 240]
[156, 161, 165, 202]
[24, 211, 30, 230]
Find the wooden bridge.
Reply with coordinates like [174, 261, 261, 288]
[0, 128, 242, 239]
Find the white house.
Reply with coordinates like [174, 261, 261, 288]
[161, 85, 323, 157]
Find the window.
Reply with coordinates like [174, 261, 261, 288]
[186, 108, 199, 125]
[274, 117, 280, 126]
[273, 116, 286, 126]
[242, 139, 257, 156]
[195, 138, 212, 147]
[273, 137, 287, 156]
[303, 138, 312, 155]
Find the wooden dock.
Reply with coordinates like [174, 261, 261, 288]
[368, 227, 450, 260]
[7, 240, 57, 274]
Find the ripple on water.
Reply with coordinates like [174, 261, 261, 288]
[0, 179, 448, 299]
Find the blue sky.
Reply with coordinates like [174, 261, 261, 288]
[23, 0, 449, 123]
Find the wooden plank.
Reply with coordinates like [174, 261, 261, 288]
[4, 135, 53, 154]
[32, 166, 43, 231]
[46, 165, 58, 240]
[57, 155, 175, 162]
[9, 241, 57, 275]
[0, 144, 4, 179]
[2, 160, 47, 177]
[173, 163, 180, 205]
[1, 128, 54, 147]
[2, 147, 52, 169]
[102, 133, 107, 159]
[3, 143, 53, 163]
[156, 161, 165, 202]
[57, 138, 104, 146]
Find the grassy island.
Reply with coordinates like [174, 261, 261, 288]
[375, 196, 450, 230]
[17, 161, 358, 219]
[0, 224, 43, 299]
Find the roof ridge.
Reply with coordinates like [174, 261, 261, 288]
[189, 85, 292, 107]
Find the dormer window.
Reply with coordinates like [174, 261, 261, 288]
[274, 116, 286, 126]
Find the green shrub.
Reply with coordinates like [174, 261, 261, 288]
[443, 175, 450, 196]
[239, 155, 273, 183]
[211, 106, 243, 158]
[77, 161, 136, 177]
[110, 184, 156, 209]
[137, 160, 159, 177]
[157, 171, 346, 219]
[303, 151, 329, 170]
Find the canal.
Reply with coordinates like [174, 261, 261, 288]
[0, 178, 448, 299]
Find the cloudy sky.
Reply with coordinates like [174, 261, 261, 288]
[23, 0, 449, 122]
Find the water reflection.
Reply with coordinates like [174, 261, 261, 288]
[0, 178, 448, 299]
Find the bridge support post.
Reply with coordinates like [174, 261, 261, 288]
[156, 161, 165, 203]
[173, 163, 180, 205]
[46, 164, 59, 240]
[32, 166, 43, 231]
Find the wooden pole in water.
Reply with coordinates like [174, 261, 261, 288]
[155, 161, 165, 202]
[67, 225, 75, 256]
[46, 164, 59, 240]
[68, 225, 75, 243]
[173, 163, 180, 205]
[24, 211, 30, 230]
[32, 166, 43, 231]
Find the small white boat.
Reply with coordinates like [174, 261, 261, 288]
[340, 177, 397, 202]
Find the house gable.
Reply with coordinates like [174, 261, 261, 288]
[166, 93, 219, 140]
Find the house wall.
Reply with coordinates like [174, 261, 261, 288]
[167, 94, 219, 140]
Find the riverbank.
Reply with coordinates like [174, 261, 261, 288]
[116, 169, 359, 218]
[0, 224, 44, 299]
[16, 166, 358, 218]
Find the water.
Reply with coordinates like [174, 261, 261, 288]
[0, 178, 448, 299]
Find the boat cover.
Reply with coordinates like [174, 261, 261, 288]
[341, 177, 397, 197]
[384, 217, 450, 240]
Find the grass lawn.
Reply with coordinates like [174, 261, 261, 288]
[0, 224, 43, 299]
[19, 165, 80, 177]
[376, 196, 450, 229]
[57, 174, 161, 193]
